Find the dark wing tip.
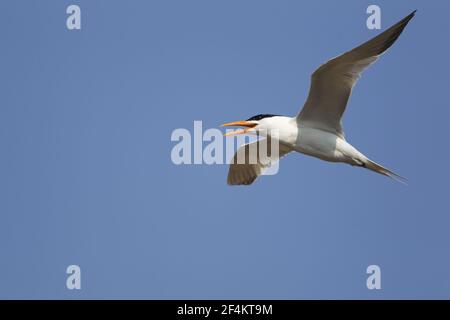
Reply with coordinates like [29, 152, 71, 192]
[403, 10, 417, 25]
[372, 10, 417, 56]
[227, 166, 258, 186]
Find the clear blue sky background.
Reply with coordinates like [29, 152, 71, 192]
[1, 0, 449, 299]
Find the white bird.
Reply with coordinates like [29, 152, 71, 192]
[222, 11, 415, 185]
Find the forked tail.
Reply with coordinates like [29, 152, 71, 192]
[364, 159, 407, 184]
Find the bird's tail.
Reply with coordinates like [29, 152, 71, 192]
[363, 158, 407, 184]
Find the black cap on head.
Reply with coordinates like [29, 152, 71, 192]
[246, 114, 279, 121]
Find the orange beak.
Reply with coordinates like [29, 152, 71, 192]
[221, 120, 257, 137]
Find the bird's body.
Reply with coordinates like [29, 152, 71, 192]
[295, 124, 363, 166]
[222, 11, 416, 185]
[246, 115, 373, 169]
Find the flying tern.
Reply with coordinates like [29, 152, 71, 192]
[222, 10, 415, 185]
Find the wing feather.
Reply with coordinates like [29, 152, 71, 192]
[297, 10, 416, 138]
[227, 139, 292, 185]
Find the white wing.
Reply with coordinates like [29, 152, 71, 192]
[227, 139, 292, 185]
[297, 11, 416, 138]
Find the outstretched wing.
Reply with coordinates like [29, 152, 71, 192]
[297, 10, 416, 138]
[227, 139, 292, 185]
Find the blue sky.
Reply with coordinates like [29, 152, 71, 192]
[1, 0, 449, 299]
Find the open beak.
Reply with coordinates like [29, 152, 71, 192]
[221, 120, 257, 137]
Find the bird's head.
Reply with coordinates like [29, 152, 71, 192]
[221, 114, 280, 137]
